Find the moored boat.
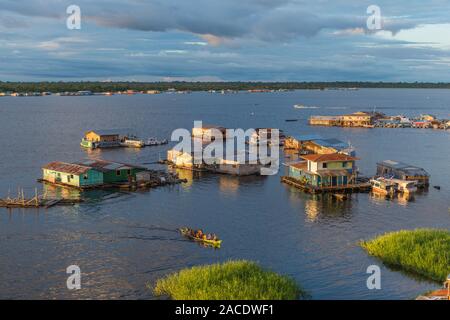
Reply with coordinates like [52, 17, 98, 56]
[80, 138, 97, 149]
[121, 136, 145, 148]
[370, 177, 397, 195]
[145, 137, 168, 146]
[390, 179, 417, 194]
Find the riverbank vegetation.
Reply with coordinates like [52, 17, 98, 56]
[360, 229, 450, 282]
[153, 260, 305, 300]
[3, 81, 450, 93]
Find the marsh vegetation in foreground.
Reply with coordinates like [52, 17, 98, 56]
[360, 229, 450, 282]
[153, 260, 305, 300]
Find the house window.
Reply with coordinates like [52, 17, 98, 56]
[70, 175, 74, 179]
[322, 162, 327, 169]
[342, 162, 347, 168]
[83, 174, 88, 180]
[127, 169, 131, 175]
[116, 170, 121, 176]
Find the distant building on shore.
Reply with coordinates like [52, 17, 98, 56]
[309, 115, 341, 126]
[309, 111, 384, 128]
[341, 111, 373, 127]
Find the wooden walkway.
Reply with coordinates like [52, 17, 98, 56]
[0, 187, 83, 209]
[281, 176, 371, 194]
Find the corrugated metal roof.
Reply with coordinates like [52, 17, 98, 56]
[312, 138, 348, 150]
[76, 159, 145, 172]
[84, 129, 134, 136]
[289, 162, 307, 170]
[301, 153, 359, 162]
[316, 169, 351, 177]
[43, 162, 91, 175]
[377, 160, 429, 176]
[289, 134, 323, 141]
[310, 116, 341, 120]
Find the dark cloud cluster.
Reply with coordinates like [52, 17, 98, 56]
[4, 0, 450, 43]
[1, 0, 450, 81]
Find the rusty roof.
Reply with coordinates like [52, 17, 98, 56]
[42, 162, 91, 175]
[289, 162, 307, 170]
[76, 159, 145, 172]
[301, 153, 359, 162]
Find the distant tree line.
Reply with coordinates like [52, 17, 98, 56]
[1, 81, 450, 93]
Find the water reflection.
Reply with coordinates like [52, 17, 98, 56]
[43, 183, 82, 200]
[369, 191, 416, 206]
[42, 183, 125, 204]
[397, 193, 415, 206]
[286, 188, 354, 222]
[168, 168, 207, 189]
[219, 176, 240, 193]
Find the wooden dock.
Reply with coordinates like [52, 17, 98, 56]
[0, 188, 82, 209]
[281, 176, 372, 194]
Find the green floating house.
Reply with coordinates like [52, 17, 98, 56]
[42, 159, 146, 189]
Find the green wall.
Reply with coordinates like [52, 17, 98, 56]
[103, 168, 145, 183]
[43, 169, 103, 187]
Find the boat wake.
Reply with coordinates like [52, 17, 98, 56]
[294, 104, 320, 109]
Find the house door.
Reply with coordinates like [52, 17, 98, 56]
[343, 176, 348, 185]
[332, 176, 337, 186]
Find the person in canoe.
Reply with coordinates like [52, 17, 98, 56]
[195, 229, 204, 239]
[180, 227, 222, 247]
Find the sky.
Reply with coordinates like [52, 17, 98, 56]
[1, 0, 450, 82]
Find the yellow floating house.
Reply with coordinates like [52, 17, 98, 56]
[282, 153, 369, 193]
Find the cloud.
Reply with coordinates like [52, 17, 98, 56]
[5, 0, 450, 44]
[184, 41, 208, 46]
[1, 1, 450, 81]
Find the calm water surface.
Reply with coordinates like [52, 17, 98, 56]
[0, 89, 449, 299]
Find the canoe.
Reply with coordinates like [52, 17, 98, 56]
[179, 228, 222, 247]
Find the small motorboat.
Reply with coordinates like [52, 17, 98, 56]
[390, 179, 418, 194]
[145, 137, 168, 146]
[370, 177, 397, 195]
[179, 227, 222, 247]
[122, 137, 145, 148]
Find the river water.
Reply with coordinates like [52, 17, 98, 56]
[0, 89, 449, 299]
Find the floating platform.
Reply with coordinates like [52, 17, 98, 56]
[281, 176, 371, 194]
[37, 170, 185, 191]
[0, 197, 82, 209]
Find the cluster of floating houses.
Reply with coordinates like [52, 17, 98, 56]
[167, 125, 277, 176]
[162, 124, 431, 198]
[280, 134, 430, 196]
[77, 124, 431, 197]
[309, 111, 450, 130]
[3, 118, 433, 208]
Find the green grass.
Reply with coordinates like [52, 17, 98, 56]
[360, 229, 450, 282]
[153, 260, 306, 300]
